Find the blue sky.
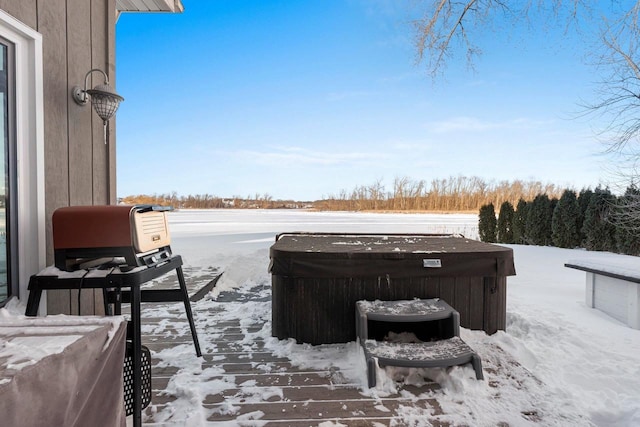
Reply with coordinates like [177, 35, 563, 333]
[115, 0, 610, 201]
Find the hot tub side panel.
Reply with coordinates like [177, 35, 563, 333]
[272, 274, 505, 345]
[485, 276, 507, 333]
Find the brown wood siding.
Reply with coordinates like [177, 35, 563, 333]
[0, 1, 37, 29]
[39, 0, 72, 315]
[107, 0, 116, 204]
[67, 0, 95, 315]
[68, 0, 94, 207]
[92, 0, 109, 206]
[0, 1, 117, 315]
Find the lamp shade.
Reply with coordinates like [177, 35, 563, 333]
[86, 83, 124, 122]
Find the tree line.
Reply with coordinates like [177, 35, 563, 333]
[121, 176, 566, 212]
[315, 176, 565, 212]
[120, 192, 307, 209]
[478, 186, 640, 256]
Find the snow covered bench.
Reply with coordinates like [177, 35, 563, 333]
[565, 260, 640, 329]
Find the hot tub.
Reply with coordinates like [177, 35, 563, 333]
[269, 233, 516, 345]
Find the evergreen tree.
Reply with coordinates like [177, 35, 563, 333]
[614, 186, 640, 255]
[582, 188, 617, 252]
[478, 203, 497, 243]
[577, 188, 594, 244]
[549, 197, 559, 219]
[525, 194, 552, 246]
[497, 201, 515, 243]
[551, 190, 581, 248]
[512, 199, 528, 244]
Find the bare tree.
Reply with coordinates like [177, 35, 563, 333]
[414, 1, 640, 227]
[415, 0, 509, 76]
[414, 1, 589, 76]
[412, 1, 640, 149]
[585, 4, 640, 152]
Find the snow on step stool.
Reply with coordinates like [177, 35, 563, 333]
[357, 298, 454, 319]
[355, 298, 483, 387]
[363, 337, 484, 387]
[356, 298, 460, 344]
[356, 298, 460, 341]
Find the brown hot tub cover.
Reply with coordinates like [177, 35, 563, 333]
[269, 233, 516, 279]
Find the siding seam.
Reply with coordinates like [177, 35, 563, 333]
[90, 0, 95, 205]
[65, 0, 72, 312]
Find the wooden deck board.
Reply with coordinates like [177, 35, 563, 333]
[200, 399, 440, 421]
[135, 275, 450, 426]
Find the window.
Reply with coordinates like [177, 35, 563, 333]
[0, 11, 44, 308]
[0, 36, 15, 305]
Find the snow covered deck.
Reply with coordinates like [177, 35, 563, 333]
[134, 266, 588, 426]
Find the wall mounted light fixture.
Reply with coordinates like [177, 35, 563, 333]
[72, 68, 124, 130]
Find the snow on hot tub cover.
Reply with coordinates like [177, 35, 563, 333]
[269, 233, 516, 278]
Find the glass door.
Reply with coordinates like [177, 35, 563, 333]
[0, 37, 14, 305]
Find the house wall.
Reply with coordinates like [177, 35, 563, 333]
[0, 0, 117, 315]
